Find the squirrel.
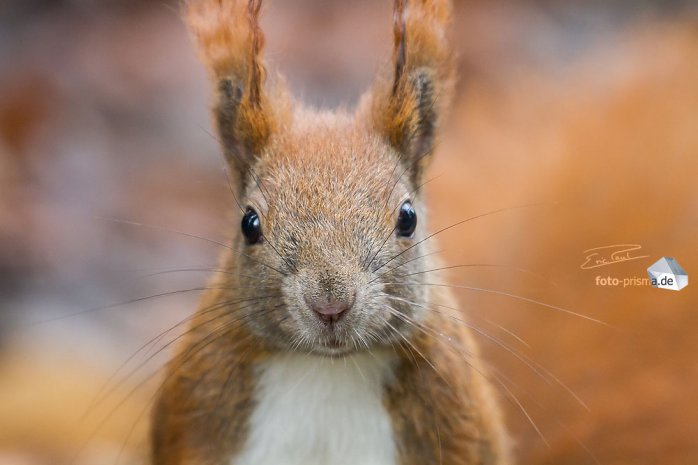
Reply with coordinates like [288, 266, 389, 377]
[150, 1, 510, 464]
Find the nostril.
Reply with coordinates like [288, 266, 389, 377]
[311, 301, 349, 324]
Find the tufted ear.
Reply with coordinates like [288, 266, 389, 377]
[369, 0, 454, 188]
[185, 0, 278, 193]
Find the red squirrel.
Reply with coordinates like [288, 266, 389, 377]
[150, 1, 510, 463]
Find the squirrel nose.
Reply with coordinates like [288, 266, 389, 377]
[304, 295, 353, 324]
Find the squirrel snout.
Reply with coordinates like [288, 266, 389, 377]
[304, 295, 354, 324]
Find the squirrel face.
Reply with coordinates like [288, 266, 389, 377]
[228, 112, 430, 356]
[185, 0, 453, 356]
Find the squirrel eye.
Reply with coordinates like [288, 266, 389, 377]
[396, 201, 417, 238]
[241, 208, 262, 245]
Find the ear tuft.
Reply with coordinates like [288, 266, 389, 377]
[369, 0, 454, 187]
[185, 0, 279, 191]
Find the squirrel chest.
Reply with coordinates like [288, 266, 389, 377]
[232, 352, 397, 465]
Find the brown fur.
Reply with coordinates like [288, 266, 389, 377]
[185, 0, 286, 191]
[2, 5, 695, 465]
[151, 268, 268, 464]
[387, 282, 510, 465]
[153, 0, 508, 464]
[366, 0, 455, 187]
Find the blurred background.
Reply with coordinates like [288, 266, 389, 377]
[0, 0, 696, 464]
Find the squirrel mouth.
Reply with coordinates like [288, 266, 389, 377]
[321, 336, 344, 348]
[314, 334, 353, 354]
[314, 340, 354, 357]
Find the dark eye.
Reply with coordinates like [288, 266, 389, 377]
[396, 200, 417, 238]
[241, 208, 262, 244]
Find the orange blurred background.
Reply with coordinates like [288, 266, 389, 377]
[0, 1, 696, 464]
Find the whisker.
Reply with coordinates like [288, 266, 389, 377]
[387, 294, 588, 410]
[403, 263, 556, 287]
[112, 308, 277, 465]
[362, 169, 441, 270]
[141, 265, 223, 278]
[96, 216, 286, 276]
[379, 84, 444, 215]
[203, 130, 297, 275]
[215, 344, 254, 406]
[376, 248, 446, 277]
[29, 287, 209, 326]
[387, 293, 530, 349]
[382, 281, 612, 327]
[490, 366, 550, 448]
[81, 305, 280, 465]
[83, 294, 280, 419]
[199, 125, 274, 218]
[217, 156, 246, 216]
[139, 266, 283, 292]
[28, 284, 275, 326]
[371, 202, 556, 275]
[385, 315, 449, 388]
[262, 231, 299, 274]
[350, 354, 368, 385]
[384, 303, 550, 448]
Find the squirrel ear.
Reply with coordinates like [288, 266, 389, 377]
[370, 0, 454, 187]
[186, 0, 275, 192]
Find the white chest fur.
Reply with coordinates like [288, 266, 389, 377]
[232, 352, 397, 465]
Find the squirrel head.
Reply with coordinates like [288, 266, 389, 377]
[186, 0, 453, 355]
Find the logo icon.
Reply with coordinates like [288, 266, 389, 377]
[647, 257, 688, 291]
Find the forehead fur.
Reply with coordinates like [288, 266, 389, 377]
[243, 109, 411, 269]
[253, 109, 407, 213]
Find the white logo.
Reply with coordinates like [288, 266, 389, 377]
[647, 257, 688, 291]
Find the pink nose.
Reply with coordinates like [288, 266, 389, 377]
[307, 300, 350, 324]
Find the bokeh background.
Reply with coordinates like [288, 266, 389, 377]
[0, 1, 697, 464]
